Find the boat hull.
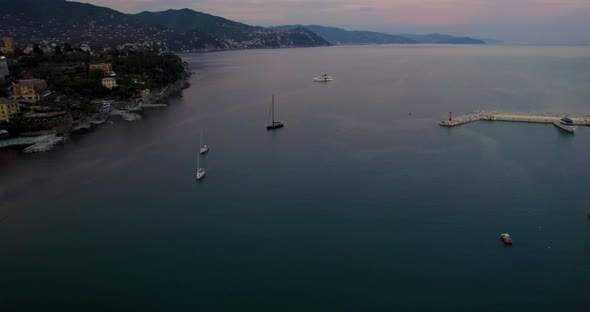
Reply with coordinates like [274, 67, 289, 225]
[196, 169, 206, 180]
[313, 78, 334, 82]
[500, 233, 512, 245]
[553, 121, 576, 133]
[267, 122, 284, 130]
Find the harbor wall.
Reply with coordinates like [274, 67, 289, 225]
[440, 112, 590, 127]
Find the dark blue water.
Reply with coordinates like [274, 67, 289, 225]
[1, 45, 590, 311]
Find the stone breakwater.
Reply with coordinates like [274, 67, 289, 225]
[440, 112, 590, 127]
[23, 134, 66, 153]
[110, 109, 142, 121]
[0, 134, 66, 153]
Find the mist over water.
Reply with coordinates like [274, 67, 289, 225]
[1, 45, 590, 311]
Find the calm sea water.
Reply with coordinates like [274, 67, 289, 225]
[1, 45, 590, 311]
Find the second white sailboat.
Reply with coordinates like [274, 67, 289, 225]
[196, 128, 206, 180]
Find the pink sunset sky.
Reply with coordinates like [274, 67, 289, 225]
[74, 0, 590, 44]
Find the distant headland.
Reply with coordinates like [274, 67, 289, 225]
[1, 0, 496, 52]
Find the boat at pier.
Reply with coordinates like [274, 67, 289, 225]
[500, 233, 512, 245]
[313, 74, 334, 82]
[553, 117, 577, 133]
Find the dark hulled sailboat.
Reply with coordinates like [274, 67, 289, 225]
[266, 94, 284, 130]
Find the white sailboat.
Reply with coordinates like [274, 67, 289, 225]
[196, 128, 206, 180]
[200, 129, 209, 154]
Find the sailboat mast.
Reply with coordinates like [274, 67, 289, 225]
[271, 94, 275, 123]
[197, 128, 202, 168]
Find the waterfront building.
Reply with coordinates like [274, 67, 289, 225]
[12, 79, 48, 103]
[0, 37, 14, 54]
[0, 98, 20, 123]
[89, 63, 113, 76]
[101, 77, 118, 89]
[0, 56, 9, 82]
[0, 105, 9, 122]
[140, 89, 151, 101]
[80, 45, 91, 54]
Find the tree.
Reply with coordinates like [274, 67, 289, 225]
[33, 44, 43, 56]
[88, 68, 104, 80]
[54, 45, 63, 56]
[63, 43, 74, 53]
[7, 47, 25, 58]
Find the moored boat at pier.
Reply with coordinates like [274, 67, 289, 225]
[553, 117, 577, 133]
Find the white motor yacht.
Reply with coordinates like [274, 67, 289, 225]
[553, 117, 577, 133]
[313, 74, 334, 82]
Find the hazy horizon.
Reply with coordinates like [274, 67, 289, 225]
[71, 0, 590, 45]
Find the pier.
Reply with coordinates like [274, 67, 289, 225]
[440, 112, 590, 127]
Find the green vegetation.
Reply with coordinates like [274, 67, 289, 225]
[67, 102, 98, 120]
[48, 75, 108, 98]
[8, 50, 186, 101]
[112, 52, 186, 89]
[0, 48, 187, 137]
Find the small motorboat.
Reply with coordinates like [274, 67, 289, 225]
[500, 233, 512, 245]
[200, 145, 209, 154]
[313, 74, 334, 82]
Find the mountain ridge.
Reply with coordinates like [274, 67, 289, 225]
[273, 25, 487, 45]
[271, 25, 416, 44]
[134, 9, 330, 49]
[0, 1, 329, 51]
[0, 0, 492, 51]
[397, 33, 485, 44]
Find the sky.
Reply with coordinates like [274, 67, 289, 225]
[74, 0, 590, 44]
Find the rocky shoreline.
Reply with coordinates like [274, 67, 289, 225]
[1, 72, 191, 154]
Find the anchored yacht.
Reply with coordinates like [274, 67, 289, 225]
[196, 128, 206, 180]
[500, 233, 512, 245]
[313, 74, 334, 82]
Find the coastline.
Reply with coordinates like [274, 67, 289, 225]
[1, 68, 191, 154]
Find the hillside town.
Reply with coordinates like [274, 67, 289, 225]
[0, 36, 189, 152]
